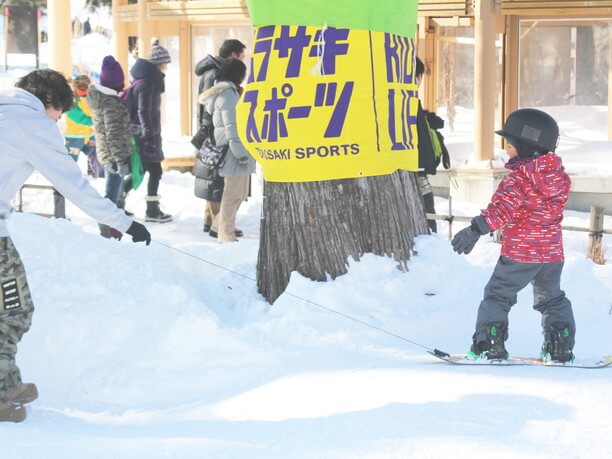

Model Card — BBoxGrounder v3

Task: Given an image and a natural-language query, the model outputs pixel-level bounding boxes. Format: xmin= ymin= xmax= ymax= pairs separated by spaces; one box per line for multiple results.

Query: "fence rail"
xmin=17 ymin=184 xmax=54 ymax=218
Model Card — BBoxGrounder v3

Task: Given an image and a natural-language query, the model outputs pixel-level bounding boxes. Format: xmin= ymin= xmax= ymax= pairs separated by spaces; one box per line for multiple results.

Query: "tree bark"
xmin=257 ymin=171 xmax=429 ymax=304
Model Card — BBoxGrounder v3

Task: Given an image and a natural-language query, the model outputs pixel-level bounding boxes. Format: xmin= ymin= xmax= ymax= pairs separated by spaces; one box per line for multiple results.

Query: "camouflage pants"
xmin=0 ymin=237 xmax=34 ymax=394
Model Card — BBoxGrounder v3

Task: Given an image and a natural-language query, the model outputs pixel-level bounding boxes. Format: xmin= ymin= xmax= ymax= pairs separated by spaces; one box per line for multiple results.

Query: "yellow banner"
xmin=237 ymin=26 xmax=419 ymax=182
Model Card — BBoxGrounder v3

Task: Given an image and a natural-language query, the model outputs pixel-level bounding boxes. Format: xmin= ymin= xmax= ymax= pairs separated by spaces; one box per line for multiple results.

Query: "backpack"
xmin=119 ymin=79 xmax=144 ymax=133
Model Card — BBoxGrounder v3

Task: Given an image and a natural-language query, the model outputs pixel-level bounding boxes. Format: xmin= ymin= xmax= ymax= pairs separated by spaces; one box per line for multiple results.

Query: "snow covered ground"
xmin=3 ymin=168 xmax=612 ymax=458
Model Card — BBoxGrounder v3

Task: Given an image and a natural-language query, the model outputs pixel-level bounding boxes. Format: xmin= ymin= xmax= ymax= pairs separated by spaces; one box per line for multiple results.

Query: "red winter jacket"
xmin=481 ymin=153 xmax=571 ymax=263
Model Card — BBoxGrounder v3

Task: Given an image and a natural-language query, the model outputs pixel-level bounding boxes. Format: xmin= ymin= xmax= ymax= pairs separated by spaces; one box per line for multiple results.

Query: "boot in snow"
xmin=116 ymin=194 xmax=133 ymax=217
xmin=541 ymin=322 xmax=575 ymax=363
xmin=468 ymin=322 xmax=509 ymax=360
xmin=0 ymin=401 xmax=26 ymax=423
xmin=145 ymin=196 xmax=172 ymax=223
xmin=4 ymin=383 xmax=38 ymax=405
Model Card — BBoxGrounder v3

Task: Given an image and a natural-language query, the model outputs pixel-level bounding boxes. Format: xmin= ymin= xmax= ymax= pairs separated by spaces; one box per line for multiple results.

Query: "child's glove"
xmin=451 ymin=215 xmax=491 ymax=255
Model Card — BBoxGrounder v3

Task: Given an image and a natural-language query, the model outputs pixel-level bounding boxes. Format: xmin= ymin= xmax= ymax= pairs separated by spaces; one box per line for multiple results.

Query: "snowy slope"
xmin=2 ymin=171 xmax=611 ymax=458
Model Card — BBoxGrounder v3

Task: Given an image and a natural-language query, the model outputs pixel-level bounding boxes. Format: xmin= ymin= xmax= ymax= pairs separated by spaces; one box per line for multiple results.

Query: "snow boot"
xmin=469 ymin=322 xmax=509 ymax=360
xmin=144 ymin=196 xmax=172 ymax=223
xmin=116 ymin=194 xmax=134 ymax=217
xmin=4 ymin=383 xmax=38 ymax=405
xmin=0 ymin=401 xmax=26 ymax=423
xmin=541 ymin=322 xmax=575 ymax=363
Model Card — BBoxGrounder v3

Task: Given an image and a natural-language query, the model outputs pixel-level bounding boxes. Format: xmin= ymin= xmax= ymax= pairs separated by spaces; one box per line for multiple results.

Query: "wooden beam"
xmin=148 ymin=1 xmax=249 ymax=20
xmin=47 ymin=0 xmax=72 ymax=77
xmin=138 ymin=0 xmax=153 ymax=59
xmin=418 ymin=0 xmax=474 ymax=16
xmin=179 ymin=21 xmax=192 ymax=136
xmin=608 ymin=25 xmax=612 ymax=140
xmin=431 ymin=17 xmax=474 ymax=27
xmin=112 ymin=0 xmax=129 ymax=88
xmin=503 ymin=15 xmax=519 ymax=126
xmin=116 ymin=4 xmax=138 ymax=22
xmin=500 ymin=0 xmax=612 ymax=15
xmin=474 ymin=0 xmax=497 ymax=162
xmin=423 ymin=20 xmax=439 ymax=112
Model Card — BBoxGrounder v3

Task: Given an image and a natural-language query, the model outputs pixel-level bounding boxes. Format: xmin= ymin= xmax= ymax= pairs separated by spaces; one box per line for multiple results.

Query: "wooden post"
xmin=503 ymin=16 xmax=519 ymax=128
xmin=474 ymin=0 xmax=497 ymax=161
xmin=47 ymin=0 xmax=72 ymax=77
xmin=423 ymin=18 xmax=438 ymax=112
xmin=137 ymin=0 xmax=153 ymax=59
xmin=587 ymin=205 xmax=604 ymax=262
xmin=179 ymin=20 xmax=192 ymax=136
xmin=112 ymin=0 xmax=129 ymax=87
xmin=608 ymin=24 xmax=612 ymax=139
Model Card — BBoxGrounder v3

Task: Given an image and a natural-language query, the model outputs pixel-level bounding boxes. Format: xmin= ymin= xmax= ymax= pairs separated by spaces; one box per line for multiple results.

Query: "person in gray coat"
xmin=198 ymin=58 xmax=255 ymax=243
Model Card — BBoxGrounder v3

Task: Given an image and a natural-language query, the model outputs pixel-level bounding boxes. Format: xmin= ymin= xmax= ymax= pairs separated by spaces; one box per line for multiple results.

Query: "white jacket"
xmin=0 ymin=88 xmax=132 ymax=237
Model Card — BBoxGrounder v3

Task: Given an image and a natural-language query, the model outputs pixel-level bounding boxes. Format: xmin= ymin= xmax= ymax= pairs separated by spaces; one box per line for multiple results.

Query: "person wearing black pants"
xmin=124 ymin=38 xmax=173 ymax=223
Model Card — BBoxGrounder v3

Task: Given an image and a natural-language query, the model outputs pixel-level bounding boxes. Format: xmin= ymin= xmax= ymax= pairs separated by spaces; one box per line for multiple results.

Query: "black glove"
xmin=451 ymin=216 xmax=491 ymax=255
xmin=125 ymin=221 xmax=151 ymax=245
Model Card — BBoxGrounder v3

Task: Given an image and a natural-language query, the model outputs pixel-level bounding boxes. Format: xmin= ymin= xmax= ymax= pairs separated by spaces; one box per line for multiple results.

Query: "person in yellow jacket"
xmin=64 ymin=74 xmax=95 ymax=161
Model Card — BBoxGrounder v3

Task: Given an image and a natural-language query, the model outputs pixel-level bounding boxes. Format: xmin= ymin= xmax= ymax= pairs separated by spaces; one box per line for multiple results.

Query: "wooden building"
xmin=46 ymin=0 xmax=612 ymax=170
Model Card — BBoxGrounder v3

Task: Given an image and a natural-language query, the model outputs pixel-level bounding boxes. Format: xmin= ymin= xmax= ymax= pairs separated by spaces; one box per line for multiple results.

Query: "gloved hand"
xmin=125 ymin=221 xmax=151 ymax=245
xmin=451 ymin=225 xmax=481 ymax=255
xmin=451 ymin=215 xmax=491 ymax=255
xmin=117 ymin=162 xmax=130 ymax=177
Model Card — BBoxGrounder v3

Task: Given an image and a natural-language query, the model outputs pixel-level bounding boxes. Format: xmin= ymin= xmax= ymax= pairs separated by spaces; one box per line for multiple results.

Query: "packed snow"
xmin=3 ymin=168 xmax=612 ymax=458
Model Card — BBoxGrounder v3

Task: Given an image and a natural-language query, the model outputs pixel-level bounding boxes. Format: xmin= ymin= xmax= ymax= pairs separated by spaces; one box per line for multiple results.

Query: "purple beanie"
xmin=100 ymin=55 xmax=125 ymax=91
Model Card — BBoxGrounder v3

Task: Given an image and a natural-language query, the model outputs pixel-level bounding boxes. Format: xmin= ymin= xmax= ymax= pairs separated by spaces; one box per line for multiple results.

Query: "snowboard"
xmin=429 ymin=349 xmax=612 ymax=369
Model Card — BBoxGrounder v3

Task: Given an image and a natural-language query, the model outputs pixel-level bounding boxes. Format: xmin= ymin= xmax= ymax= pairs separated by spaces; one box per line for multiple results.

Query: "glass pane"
xmin=519 ymin=21 xmax=609 ymax=108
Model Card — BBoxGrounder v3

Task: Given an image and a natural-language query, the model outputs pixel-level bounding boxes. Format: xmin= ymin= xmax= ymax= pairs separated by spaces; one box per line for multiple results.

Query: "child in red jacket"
xmin=451 ymin=108 xmax=574 ymax=363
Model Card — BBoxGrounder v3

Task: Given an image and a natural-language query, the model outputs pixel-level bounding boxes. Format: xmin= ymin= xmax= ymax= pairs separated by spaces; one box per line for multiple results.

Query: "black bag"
xmin=191 ymin=110 xmax=214 ymax=149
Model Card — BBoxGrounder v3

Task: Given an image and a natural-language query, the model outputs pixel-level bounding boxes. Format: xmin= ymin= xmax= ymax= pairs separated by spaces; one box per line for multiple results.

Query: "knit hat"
xmin=147 ymin=38 xmax=171 ymax=65
xmin=72 ymin=75 xmax=91 ymax=96
xmin=100 ymin=55 xmax=125 ymax=91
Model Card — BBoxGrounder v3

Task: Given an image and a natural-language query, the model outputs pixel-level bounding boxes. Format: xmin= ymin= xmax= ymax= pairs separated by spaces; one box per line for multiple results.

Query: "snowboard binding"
xmin=541 ymin=322 xmax=575 ymax=363
xmin=468 ymin=322 xmax=509 ymax=360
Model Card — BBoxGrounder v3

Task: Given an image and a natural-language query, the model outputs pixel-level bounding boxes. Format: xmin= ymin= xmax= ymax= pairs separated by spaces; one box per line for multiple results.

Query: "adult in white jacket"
xmin=0 ymin=70 xmax=150 ymax=423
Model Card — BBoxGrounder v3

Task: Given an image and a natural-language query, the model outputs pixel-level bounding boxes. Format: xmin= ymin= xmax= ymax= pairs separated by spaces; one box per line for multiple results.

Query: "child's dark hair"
xmin=506 ymin=136 xmax=548 ymax=158
xmin=217 ymin=58 xmax=247 ymax=88
xmin=219 ymin=39 xmax=246 ymax=59
xmin=15 ymin=69 xmax=74 ymax=112
xmin=415 ymin=57 xmax=425 ymax=79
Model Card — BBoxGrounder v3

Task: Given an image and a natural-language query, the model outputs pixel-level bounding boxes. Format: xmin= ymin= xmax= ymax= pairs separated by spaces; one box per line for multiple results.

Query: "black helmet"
xmin=496 ymin=108 xmax=559 ymax=152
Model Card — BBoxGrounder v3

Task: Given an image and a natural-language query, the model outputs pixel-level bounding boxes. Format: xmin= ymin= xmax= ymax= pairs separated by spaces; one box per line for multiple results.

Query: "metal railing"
xmin=17 ymin=184 xmax=54 ymax=218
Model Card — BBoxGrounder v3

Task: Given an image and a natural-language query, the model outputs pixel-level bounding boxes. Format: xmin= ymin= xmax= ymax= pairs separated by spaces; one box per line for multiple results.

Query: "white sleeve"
xmin=22 ymin=117 xmax=133 ymax=233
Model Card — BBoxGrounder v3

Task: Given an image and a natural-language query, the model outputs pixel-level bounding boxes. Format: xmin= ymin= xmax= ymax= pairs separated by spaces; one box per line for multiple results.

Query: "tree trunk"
xmin=257 ymin=171 xmax=429 ymax=304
